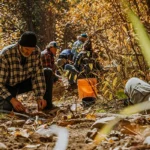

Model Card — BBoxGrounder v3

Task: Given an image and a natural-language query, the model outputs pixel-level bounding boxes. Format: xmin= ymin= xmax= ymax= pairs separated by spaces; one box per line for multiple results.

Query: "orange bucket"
xmin=77 ymin=78 xmax=97 ymax=100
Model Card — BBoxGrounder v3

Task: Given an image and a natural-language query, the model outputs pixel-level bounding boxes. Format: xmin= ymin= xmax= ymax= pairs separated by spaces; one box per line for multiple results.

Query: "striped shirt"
xmin=0 ymin=44 xmax=46 ymax=100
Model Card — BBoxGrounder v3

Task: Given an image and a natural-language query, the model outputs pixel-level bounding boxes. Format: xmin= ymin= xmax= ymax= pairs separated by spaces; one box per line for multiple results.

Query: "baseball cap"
xmin=81 ymin=33 xmax=88 ymax=38
xmin=47 ymin=41 xmax=58 ymax=48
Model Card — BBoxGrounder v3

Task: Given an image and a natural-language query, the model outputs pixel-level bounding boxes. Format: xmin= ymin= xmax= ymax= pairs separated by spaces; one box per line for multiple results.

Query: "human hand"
xmin=10 ymin=97 xmax=26 ymax=112
xmin=37 ymin=99 xmax=47 ymax=111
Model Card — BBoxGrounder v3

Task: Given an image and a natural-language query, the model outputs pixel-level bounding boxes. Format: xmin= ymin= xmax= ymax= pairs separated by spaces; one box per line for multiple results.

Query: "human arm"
xmin=10 ymin=98 xmax=26 ymax=112
xmin=0 ymin=55 xmax=26 ymax=112
xmin=31 ymin=50 xmax=46 ymax=109
xmin=0 ymin=56 xmax=12 ymax=100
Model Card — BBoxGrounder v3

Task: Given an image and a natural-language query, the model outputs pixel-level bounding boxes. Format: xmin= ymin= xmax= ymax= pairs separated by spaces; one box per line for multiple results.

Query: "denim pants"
xmin=0 ymin=68 xmax=53 ymax=111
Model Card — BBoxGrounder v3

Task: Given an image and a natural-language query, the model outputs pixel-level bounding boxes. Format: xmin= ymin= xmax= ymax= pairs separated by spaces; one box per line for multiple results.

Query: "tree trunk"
xmin=25 ymin=0 xmax=34 ymax=31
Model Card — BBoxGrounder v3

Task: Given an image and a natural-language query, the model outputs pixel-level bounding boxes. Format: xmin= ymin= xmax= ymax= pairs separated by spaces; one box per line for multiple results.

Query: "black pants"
xmin=0 ymin=68 xmax=53 ymax=111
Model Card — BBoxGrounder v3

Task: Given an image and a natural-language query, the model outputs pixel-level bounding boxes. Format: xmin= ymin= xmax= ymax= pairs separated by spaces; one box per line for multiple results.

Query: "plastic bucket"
xmin=77 ymin=78 xmax=97 ymax=100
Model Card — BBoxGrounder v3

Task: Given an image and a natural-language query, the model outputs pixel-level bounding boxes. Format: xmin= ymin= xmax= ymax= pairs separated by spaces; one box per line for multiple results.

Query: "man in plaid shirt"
xmin=0 ymin=31 xmax=54 ymax=112
xmin=41 ymin=41 xmax=60 ymax=105
xmin=41 ymin=41 xmax=57 ymax=70
xmin=41 ymin=41 xmax=60 ymax=81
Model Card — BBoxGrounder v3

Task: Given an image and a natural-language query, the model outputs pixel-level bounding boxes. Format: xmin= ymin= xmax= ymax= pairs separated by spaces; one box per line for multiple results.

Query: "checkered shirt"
xmin=41 ymin=49 xmax=54 ymax=70
xmin=0 ymin=44 xmax=46 ymax=100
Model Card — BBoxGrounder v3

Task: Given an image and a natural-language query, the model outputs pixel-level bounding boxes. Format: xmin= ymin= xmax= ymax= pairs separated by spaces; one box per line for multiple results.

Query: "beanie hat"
xmin=81 ymin=33 xmax=88 ymax=38
xmin=19 ymin=31 xmax=37 ymax=47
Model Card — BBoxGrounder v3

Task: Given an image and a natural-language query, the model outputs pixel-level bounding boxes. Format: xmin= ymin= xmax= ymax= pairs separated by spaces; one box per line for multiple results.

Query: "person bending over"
xmin=0 ymin=31 xmax=54 ymax=112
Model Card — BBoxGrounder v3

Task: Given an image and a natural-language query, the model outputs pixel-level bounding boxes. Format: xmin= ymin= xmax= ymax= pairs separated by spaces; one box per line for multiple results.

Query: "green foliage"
xmin=116 ymin=89 xmax=127 ymax=99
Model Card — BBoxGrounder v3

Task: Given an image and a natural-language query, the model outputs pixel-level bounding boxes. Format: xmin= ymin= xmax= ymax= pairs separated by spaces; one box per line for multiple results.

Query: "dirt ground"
xmin=0 ymin=82 xmax=149 ymax=150
xmin=0 ymin=88 xmax=95 ymax=150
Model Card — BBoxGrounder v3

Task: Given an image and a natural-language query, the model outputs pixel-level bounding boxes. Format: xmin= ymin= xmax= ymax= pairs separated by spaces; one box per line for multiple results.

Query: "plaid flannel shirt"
xmin=0 ymin=44 xmax=46 ymax=101
xmin=41 ymin=49 xmax=55 ymax=70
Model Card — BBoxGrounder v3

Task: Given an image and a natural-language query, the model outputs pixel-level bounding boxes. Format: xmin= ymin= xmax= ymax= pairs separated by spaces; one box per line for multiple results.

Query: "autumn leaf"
xmin=85 ymin=114 xmax=96 ymax=120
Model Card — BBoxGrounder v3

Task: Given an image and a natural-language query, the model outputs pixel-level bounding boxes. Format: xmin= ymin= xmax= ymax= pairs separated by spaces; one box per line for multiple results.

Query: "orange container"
xmin=77 ymin=78 xmax=97 ymax=100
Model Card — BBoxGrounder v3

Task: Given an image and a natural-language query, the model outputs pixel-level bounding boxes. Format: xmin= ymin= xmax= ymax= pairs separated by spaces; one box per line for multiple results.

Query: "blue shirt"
xmin=71 ymin=40 xmax=84 ymax=61
xmin=59 ymin=49 xmax=73 ymax=59
xmin=60 ymin=49 xmax=72 ymax=56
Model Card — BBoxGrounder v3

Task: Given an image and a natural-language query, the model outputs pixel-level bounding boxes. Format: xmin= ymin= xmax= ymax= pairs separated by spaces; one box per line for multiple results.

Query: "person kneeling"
xmin=0 ymin=31 xmax=55 ymax=112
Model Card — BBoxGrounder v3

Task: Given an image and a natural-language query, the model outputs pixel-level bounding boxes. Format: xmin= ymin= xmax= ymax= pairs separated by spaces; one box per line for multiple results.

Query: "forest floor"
xmin=0 ymin=81 xmax=150 ymax=150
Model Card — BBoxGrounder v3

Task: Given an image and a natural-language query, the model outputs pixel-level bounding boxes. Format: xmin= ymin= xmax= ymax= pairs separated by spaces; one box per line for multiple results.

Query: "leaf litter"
xmin=0 ymin=87 xmax=150 ymax=150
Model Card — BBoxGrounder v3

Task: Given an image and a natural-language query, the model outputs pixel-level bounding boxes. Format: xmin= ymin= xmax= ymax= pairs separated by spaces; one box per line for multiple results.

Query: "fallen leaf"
xmin=108 ymin=138 xmax=114 ymax=144
xmin=24 ymin=144 xmax=41 ymax=149
xmin=85 ymin=114 xmax=96 ymax=120
xmin=86 ymin=114 xmax=96 ymax=120
xmin=12 ymin=129 xmax=30 ymax=138
xmin=67 ymin=114 xmax=72 ymax=119
xmin=0 ymin=143 xmax=7 ymax=149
